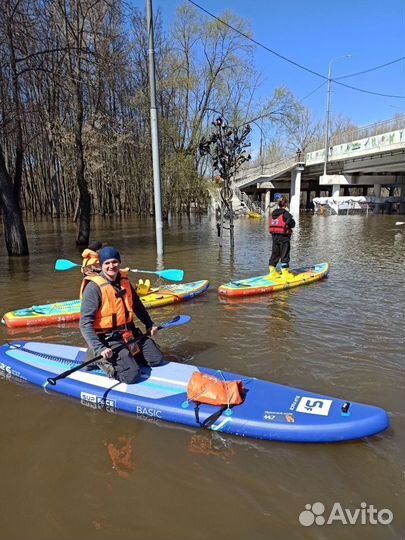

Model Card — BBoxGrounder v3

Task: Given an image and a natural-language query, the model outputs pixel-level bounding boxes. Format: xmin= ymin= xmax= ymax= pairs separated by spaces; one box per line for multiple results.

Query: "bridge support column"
xmin=399 ymin=184 xmax=405 ymax=215
xmin=374 ymin=184 xmax=381 ymax=198
xmin=290 ymin=167 xmax=303 ymax=215
xmin=264 ymin=189 xmax=271 ymax=215
xmin=332 ymin=184 xmax=340 ymax=198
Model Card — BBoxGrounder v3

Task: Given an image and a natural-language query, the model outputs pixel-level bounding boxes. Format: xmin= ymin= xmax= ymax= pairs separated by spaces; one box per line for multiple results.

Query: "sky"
xmin=130 ymin=0 xmax=405 ymax=130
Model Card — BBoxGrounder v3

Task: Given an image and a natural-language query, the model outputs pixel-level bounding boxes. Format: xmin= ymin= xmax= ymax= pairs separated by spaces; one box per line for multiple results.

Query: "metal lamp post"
xmin=146 ymin=0 xmax=164 ymax=257
xmin=323 ymin=55 xmax=352 ymax=178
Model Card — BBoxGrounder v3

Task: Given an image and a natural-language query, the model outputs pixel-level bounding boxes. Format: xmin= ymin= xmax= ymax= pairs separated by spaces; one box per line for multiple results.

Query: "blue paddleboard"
xmin=0 ymin=341 xmax=389 ymax=443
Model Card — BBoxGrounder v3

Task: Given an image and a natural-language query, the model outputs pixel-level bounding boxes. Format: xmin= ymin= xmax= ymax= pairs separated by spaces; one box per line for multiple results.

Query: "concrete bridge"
xmin=234 ymin=116 xmax=405 ymax=214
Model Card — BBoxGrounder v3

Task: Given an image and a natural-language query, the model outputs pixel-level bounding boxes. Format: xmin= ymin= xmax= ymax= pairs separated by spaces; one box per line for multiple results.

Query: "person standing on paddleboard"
xmin=268 ymin=198 xmax=296 ymax=280
xmin=79 ymin=246 xmax=163 ymax=383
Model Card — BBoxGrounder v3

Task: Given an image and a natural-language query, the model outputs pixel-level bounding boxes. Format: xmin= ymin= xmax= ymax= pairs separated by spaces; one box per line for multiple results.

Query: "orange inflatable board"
xmin=2 ymin=280 xmax=209 ymax=328
xmin=218 ymin=263 xmax=329 ymax=297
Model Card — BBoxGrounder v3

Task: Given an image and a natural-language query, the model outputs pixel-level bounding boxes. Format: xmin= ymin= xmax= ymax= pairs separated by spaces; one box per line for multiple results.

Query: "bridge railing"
xmin=305 ymin=114 xmax=405 ymax=153
xmin=235 ymin=155 xmax=299 ymax=186
xmin=235 ymin=114 xmax=405 ymax=188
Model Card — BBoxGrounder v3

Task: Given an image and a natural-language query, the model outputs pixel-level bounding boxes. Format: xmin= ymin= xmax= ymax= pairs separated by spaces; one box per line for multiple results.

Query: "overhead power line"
xmin=187 ymin=0 xmax=405 ymax=99
xmin=335 ymin=57 xmax=405 ymax=80
xmin=299 ymin=82 xmax=327 ymax=103
xmin=332 ymin=79 xmax=405 ymax=98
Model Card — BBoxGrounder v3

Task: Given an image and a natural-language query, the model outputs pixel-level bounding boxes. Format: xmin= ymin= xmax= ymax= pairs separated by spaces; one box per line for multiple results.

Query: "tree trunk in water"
xmin=77 ymin=185 xmax=91 ymax=244
xmin=0 ymin=148 xmax=29 ymax=255
xmin=75 ymin=149 xmax=91 ymax=245
xmin=51 ymin=171 xmax=61 ymax=218
xmin=75 ymin=84 xmax=91 ymax=246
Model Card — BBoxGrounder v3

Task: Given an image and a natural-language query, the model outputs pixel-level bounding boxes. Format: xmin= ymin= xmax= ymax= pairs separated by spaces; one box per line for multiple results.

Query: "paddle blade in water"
xmin=158 ymin=315 xmax=191 ymax=329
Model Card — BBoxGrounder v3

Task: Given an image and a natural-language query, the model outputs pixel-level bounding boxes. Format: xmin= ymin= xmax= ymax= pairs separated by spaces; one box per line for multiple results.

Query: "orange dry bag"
xmin=187 ymin=372 xmax=244 ymax=406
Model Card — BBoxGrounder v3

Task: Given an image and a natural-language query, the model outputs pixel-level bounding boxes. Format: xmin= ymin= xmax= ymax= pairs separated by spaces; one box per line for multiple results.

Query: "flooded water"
xmin=0 ymin=213 xmax=404 ymax=540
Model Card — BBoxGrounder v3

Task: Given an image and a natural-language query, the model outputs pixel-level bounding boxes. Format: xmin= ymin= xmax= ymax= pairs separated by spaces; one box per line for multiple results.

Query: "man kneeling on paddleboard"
xmin=79 ymin=246 xmax=163 ymax=383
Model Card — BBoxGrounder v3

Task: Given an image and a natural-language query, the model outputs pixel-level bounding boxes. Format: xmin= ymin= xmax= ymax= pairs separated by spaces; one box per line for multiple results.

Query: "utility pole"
xmin=323 ymin=64 xmax=332 ymax=178
xmin=323 ymin=55 xmax=352 ymax=178
xmin=146 ymin=0 xmax=164 ymax=256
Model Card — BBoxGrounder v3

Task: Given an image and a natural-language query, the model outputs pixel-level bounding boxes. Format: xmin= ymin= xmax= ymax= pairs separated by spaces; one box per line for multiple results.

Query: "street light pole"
xmin=323 ymin=55 xmax=351 ymax=178
xmin=146 ymin=0 xmax=164 ymax=257
xmin=323 ymin=62 xmax=332 ymax=178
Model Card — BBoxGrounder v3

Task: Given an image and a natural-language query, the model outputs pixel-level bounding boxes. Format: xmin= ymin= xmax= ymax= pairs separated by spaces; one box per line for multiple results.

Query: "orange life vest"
xmin=80 ymin=273 xmax=134 ymax=335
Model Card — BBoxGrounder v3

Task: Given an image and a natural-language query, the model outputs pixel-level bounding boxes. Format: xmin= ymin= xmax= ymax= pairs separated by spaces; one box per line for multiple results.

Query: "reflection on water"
xmin=0 ymin=213 xmax=404 ymax=540
xmin=188 ymin=431 xmax=236 ymax=462
xmin=106 ymin=435 xmax=136 ymax=478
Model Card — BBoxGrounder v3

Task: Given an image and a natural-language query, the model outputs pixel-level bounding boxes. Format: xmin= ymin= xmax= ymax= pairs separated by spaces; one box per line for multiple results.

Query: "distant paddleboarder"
xmin=268 ymin=197 xmax=296 ymax=280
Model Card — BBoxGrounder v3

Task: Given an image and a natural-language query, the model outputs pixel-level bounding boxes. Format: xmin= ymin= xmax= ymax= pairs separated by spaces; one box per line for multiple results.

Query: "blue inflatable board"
xmin=0 ymin=341 xmax=389 ymax=443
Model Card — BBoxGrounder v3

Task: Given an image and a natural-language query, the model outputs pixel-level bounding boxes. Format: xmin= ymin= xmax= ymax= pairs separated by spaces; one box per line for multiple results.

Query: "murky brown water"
xmin=0 ymin=213 xmax=404 ymax=540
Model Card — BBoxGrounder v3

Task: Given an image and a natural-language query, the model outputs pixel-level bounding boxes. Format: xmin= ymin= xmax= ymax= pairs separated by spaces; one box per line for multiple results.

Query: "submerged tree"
xmin=0 ymin=0 xmax=33 ymax=255
xmin=199 ymin=116 xmax=251 ymax=248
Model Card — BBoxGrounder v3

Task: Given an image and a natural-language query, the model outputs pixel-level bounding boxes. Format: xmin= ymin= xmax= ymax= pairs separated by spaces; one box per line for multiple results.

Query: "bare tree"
xmin=284 ymin=106 xmax=323 ymax=152
xmin=200 ymin=117 xmax=251 ymax=247
xmin=0 ymin=0 xmax=34 ymax=255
